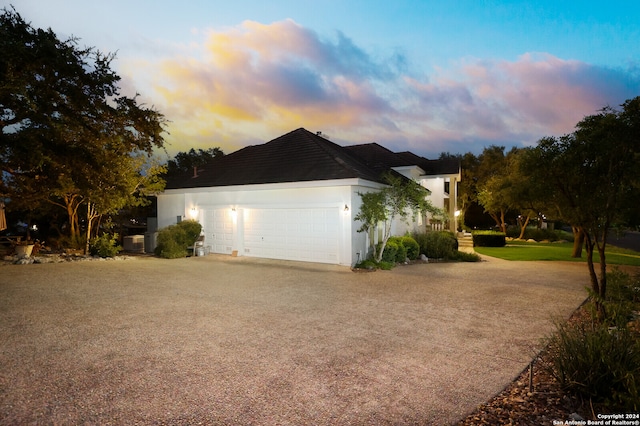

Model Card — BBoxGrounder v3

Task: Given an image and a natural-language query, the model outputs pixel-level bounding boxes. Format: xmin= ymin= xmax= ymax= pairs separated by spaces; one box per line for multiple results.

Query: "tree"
xmin=165 ymin=147 xmax=224 ymax=178
xmin=354 ymin=173 xmax=441 ymax=263
xmin=508 ymin=148 xmax=554 ymax=239
xmin=478 ymin=148 xmax=552 ymax=239
xmin=528 ymin=97 xmax=640 ymax=316
xmin=519 ymin=138 xmax=587 ymax=257
xmin=0 ymin=7 xmax=167 ymax=249
xmin=473 ymin=146 xmax=511 ymax=232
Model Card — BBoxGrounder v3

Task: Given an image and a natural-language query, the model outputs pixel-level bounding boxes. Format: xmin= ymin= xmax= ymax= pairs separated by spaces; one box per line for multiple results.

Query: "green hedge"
xmin=505 ymin=227 xmax=574 ymax=242
xmin=378 ymin=240 xmax=398 ymax=263
xmin=472 ymin=231 xmax=506 ymax=247
xmin=155 ymin=220 xmax=202 ymax=259
xmin=401 ymin=236 xmax=420 ymax=260
xmin=378 ymin=236 xmax=421 ymax=263
xmin=414 ymin=231 xmax=458 ymax=258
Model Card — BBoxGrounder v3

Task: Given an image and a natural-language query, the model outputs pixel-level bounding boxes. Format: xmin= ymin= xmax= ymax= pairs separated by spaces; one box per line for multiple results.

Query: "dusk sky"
xmin=8 ymin=0 xmax=640 ymax=159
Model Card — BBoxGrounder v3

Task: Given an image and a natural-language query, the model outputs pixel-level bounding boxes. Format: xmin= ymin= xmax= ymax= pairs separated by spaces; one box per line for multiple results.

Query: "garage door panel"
xmin=205 ymin=209 xmax=234 ymax=254
xmin=243 ymin=208 xmax=339 ymax=264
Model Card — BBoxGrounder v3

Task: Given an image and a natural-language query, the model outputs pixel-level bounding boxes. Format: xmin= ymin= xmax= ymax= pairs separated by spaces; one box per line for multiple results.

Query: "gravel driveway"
xmin=0 ymin=255 xmax=588 ymax=425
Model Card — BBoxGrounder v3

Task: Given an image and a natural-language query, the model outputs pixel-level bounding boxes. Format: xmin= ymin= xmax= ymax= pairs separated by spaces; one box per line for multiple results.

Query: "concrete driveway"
xmin=0 ymin=255 xmax=589 ymax=425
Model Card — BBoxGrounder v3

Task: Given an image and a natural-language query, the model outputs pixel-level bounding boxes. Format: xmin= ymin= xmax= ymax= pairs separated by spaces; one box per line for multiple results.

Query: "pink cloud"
xmin=121 ymin=21 xmax=639 ymax=158
xmin=399 ymin=53 xmax=639 ymax=153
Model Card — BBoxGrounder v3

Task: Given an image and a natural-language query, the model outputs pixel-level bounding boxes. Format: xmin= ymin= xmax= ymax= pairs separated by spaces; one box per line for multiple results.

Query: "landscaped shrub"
xmin=506 ymin=226 xmax=574 ymax=242
xmin=354 ymin=259 xmax=378 ymax=270
xmin=546 ymin=321 xmax=640 ymax=411
xmin=591 ymin=268 xmax=640 ymax=329
xmin=401 ymin=236 xmax=420 ymax=260
xmin=450 ymin=250 xmax=481 ymax=262
xmin=55 ymin=234 xmax=86 ymax=250
xmin=154 ymin=220 xmax=202 ymax=259
xmin=387 ymin=237 xmax=408 ymax=262
xmin=472 ymin=231 xmax=506 ymax=247
xmin=412 ymin=232 xmax=429 ymax=256
xmin=377 ymin=260 xmax=394 ymax=270
xmin=546 ymin=270 xmax=640 ymax=412
xmin=379 ymin=239 xmax=398 ymax=263
xmin=178 ymin=220 xmax=202 ymax=244
xmin=89 ymin=233 xmax=122 ymax=257
xmin=415 ymin=231 xmax=458 ymax=259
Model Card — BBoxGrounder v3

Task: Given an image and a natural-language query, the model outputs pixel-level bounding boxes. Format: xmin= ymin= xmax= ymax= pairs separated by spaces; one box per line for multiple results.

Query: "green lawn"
xmin=474 ymin=241 xmax=640 ymax=266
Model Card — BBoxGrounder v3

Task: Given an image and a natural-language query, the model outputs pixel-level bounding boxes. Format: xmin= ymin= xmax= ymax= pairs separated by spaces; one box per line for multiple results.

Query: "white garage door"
xmin=205 ymin=209 xmax=234 ymax=254
xmin=243 ymin=208 xmax=339 ymax=264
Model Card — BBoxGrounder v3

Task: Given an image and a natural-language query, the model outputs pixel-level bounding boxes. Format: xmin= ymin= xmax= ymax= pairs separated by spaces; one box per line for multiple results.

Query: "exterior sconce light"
xmin=189 ymin=207 xmax=199 ymax=220
xmin=343 ymin=204 xmax=350 ymax=215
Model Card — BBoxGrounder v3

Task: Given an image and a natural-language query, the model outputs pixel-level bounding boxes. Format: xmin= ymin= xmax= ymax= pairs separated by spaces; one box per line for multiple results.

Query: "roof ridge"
xmin=308 ymin=131 xmax=387 ymax=179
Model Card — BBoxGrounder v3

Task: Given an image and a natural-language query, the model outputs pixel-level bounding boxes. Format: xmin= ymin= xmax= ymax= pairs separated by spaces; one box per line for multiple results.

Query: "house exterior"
xmin=157 ymin=128 xmax=461 ymax=266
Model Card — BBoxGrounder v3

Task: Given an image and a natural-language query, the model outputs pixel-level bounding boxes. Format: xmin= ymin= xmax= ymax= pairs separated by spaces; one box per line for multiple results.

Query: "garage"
xmin=243 ymin=208 xmax=340 ymax=264
xmin=205 ymin=208 xmax=234 ymax=255
xmin=158 ymin=128 xmax=459 ymax=266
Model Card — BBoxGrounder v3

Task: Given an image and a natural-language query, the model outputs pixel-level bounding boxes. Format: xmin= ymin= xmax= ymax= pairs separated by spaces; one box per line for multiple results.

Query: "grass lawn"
xmin=474 ymin=241 xmax=640 ymax=266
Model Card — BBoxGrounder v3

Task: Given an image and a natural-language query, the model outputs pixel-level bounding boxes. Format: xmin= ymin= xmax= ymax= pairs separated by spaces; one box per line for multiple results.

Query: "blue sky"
xmin=7 ymin=0 xmax=640 ymax=158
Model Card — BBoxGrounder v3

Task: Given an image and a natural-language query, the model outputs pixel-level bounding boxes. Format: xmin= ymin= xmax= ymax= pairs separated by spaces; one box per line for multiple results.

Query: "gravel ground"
xmin=0 ymin=255 xmax=589 ymax=425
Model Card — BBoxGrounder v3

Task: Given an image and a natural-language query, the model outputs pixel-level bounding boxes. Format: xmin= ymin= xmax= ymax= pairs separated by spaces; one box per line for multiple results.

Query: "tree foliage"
xmin=478 ymin=148 xmax=550 ymax=238
xmin=354 ymin=173 xmax=441 ymax=263
xmin=165 ymin=147 xmax=224 ymax=178
xmin=524 ymin=97 xmax=640 ymax=315
xmin=459 ymin=146 xmax=512 ymax=231
xmin=0 ymin=7 xmax=167 ymax=249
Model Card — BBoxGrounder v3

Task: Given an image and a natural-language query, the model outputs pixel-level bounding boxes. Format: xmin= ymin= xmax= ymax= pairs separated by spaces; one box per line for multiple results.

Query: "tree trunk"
xmin=517 ymin=213 xmax=531 ymax=239
xmin=488 ymin=212 xmax=507 ymax=233
xmin=597 ymin=242 xmax=607 ymax=301
xmin=84 ymin=202 xmax=101 ymax=255
xmin=375 ymin=220 xmax=393 ymax=263
xmin=584 ymin=232 xmax=605 ymax=320
xmin=65 ymin=196 xmax=77 ymax=240
xmin=85 ymin=202 xmax=93 ymax=255
xmin=499 ymin=210 xmax=507 ymax=234
xmin=595 ymin=227 xmax=608 ymax=303
xmin=571 ymin=226 xmax=584 ymax=258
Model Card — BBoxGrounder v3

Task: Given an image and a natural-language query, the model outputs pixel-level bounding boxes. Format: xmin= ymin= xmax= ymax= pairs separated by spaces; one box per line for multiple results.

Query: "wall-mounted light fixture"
xmin=344 ymin=204 xmax=349 ymax=212
xmin=189 ymin=207 xmax=199 ymax=220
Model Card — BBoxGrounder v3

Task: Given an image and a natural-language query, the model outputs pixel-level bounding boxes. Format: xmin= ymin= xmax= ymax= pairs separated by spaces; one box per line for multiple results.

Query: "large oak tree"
xmin=525 ymin=97 xmax=640 ymax=315
xmin=1 ymin=7 xmax=167 ymax=249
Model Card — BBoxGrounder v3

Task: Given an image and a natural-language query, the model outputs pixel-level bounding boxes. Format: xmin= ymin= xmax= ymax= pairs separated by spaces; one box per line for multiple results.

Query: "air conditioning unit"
xmin=144 ymin=232 xmax=158 ymax=254
xmin=123 ymin=235 xmax=145 ymax=253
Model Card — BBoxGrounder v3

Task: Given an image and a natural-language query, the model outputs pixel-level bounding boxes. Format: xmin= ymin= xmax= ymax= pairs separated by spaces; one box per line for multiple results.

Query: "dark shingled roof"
xmin=165 ymin=128 xmax=460 ymax=190
xmin=345 ymin=144 xmax=461 ymax=175
xmin=165 ymin=128 xmax=387 ymax=189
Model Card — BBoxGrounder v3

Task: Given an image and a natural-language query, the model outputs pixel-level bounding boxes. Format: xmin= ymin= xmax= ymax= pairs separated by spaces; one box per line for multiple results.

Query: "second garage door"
xmin=243 ymin=208 xmax=340 ymax=264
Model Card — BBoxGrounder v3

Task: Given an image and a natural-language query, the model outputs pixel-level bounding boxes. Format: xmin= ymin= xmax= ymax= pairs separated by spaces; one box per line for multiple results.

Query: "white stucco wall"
xmin=157 ymin=179 xmax=383 ymax=265
xmin=157 ymin=192 xmax=186 ymax=228
xmin=420 ymin=174 xmax=461 ymax=232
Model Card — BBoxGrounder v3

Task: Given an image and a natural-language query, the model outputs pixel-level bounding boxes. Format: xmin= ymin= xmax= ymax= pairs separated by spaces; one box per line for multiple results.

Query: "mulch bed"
xmin=457 ymin=307 xmax=627 ymax=425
